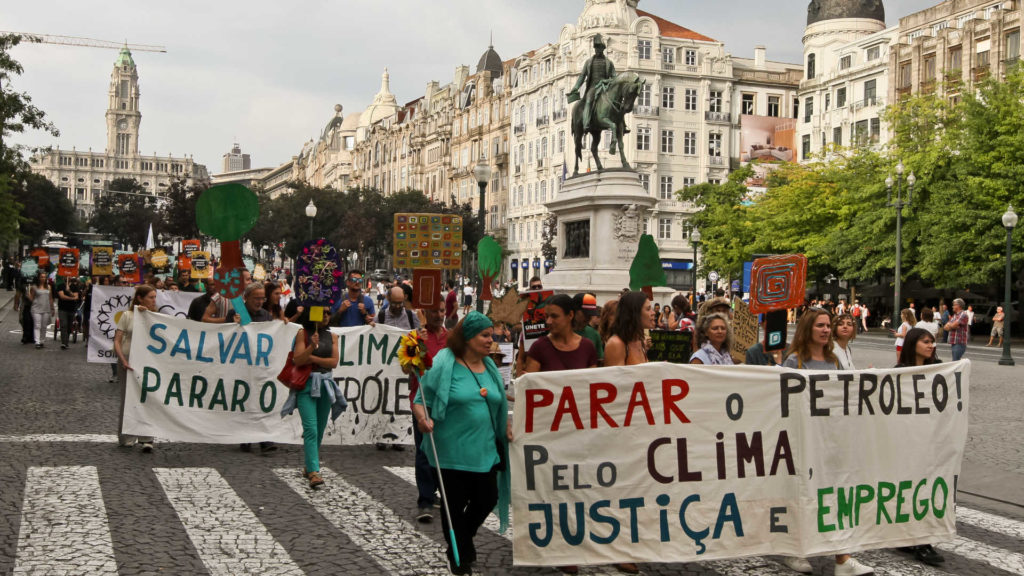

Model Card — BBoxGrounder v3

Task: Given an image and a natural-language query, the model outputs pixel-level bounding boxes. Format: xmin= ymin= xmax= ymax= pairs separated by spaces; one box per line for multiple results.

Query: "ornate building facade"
xmin=28 ymin=47 xmax=209 ymax=219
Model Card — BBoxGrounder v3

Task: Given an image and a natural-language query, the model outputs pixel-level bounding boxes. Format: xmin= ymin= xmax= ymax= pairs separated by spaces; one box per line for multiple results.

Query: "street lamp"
xmin=824 ymin=273 xmax=837 ymax=301
xmin=999 ymin=204 xmax=1017 ymax=366
xmin=305 ymin=200 xmax=317 ymax=240
xmin=472 ymin=154 xmax=492 ymax=312
xmin=691 ymin=227 xmax=701 ymax=296
xmin=886 ymin=161 xmax=915 ymax=329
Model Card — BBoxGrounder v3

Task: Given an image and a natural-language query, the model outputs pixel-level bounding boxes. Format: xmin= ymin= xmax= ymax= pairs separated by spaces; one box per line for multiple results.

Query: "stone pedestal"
xmin=543 ymin=170 xmax=673 ymax=304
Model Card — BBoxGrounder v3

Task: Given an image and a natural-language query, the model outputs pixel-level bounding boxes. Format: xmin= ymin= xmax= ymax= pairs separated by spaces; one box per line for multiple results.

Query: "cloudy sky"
xmin=5 ymin=0 xmax=935 ymax=173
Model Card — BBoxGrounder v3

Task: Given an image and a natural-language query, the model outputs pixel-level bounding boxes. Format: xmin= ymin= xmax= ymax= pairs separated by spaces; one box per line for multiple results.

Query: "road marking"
xmin=939 ymin=535 xmax=1024 ymax=574
xmin=958 ymin=505 xmax=1024 ymax=539
xmin=0 ymin=434 xmax=118 ymax=443
xmin=276 ymin=466 xmax=451 ymax=576
xmin=153 ymin=467 xmax=302 ymax=576
xmin=14 ymin=466 xmax=117 ymax=575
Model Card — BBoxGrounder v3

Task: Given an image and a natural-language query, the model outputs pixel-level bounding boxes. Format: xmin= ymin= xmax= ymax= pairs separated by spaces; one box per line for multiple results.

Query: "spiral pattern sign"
xmin=749 ymin=254 xmax=807 ymax=314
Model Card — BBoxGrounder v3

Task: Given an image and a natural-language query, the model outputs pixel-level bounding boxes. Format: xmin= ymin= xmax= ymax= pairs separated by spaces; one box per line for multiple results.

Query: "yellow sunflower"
xmin=397 ymin=331 xmax=428 ymax=376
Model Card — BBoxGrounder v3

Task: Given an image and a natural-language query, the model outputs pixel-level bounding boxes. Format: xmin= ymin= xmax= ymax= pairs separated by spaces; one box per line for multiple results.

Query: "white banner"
xmin=511 ymin=361 xmax=969 ymax=566
xmin=123 ymin=309 xmax=301 ymax=443
xmin=88 ymin=285 xmax=201 ymax=363
xmin=122 ymin=314 xmax=416 ymax=446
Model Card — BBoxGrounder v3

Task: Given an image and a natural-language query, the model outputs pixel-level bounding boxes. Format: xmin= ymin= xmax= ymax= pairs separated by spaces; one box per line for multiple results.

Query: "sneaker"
xmin=416 ymin=507 xmax=433 ymax=523
xmin=779 ymin=556 xmax=813 ymax=573
xmin=60 ymin=344 xmax=67 ymax=350
xmin=834 ymin=557 xmax=873 ymax=576
xmin=308 ymin=471 xmax=324 ymax=489
xmin=904 ymin=545 xmax=944 ymax=566
xmin=117 ymin=439 xmax=136 ymax=448
xmin=140 ymin=442 xmax=154 ymax=453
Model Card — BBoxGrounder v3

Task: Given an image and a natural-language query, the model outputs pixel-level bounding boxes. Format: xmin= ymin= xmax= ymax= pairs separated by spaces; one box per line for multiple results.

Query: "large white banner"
xmin=512 ymin=361 xmax=969 ymax=566
xmin=88 ymin=285 xmax=201 ymax=363
xmin=122 ymin=313 xmax=416 ymax=446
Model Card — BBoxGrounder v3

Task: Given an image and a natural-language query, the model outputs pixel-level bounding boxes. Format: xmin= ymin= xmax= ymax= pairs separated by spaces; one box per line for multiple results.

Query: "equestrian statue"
xmin=566 ymin=34 xmax=645 ymax=176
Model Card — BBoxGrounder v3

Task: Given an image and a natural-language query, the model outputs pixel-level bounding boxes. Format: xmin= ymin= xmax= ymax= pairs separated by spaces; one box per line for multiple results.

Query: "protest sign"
xmin=749 ymin=255 xmax=807 ymax=314
xmin=58 ymin=248 xmax=80 ymax=277
xmin=393 ymin=213 xmax=463 ymax=270
xmin=512 ymin=361 xmax=969 ymax=566
xmin=118 ymin=254 xmax=141 ymax=284
xmin=190 ymin=251 xmax=211 ymax=279
xmin=88 ymin=285 xmax=201 ymax=363
xmin=182 ymin=239 xmax=201 ymax=258
xmin=521 ymin=290 xmax=554 ymax=352
xmin=730 ymin=296 xmax=758 ymax=363
xmin=122 ymin=309 xmax=300 ymax=444
xmin=647 ymin=330 xmax=693 ymax=364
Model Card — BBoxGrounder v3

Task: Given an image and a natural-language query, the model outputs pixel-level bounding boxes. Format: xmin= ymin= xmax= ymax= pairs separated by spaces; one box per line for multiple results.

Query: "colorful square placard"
xmin=393 ymin=213 xmax=463 ymax=270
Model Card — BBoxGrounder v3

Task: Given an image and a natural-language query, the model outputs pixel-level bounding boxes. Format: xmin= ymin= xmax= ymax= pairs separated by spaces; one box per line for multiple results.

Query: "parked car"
xmin=969 ymin=302 xmax=1019 ymax=335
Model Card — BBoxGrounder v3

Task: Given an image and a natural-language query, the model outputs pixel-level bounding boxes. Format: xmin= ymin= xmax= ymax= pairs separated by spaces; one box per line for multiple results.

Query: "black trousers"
xmin=436 ymin=468 xmax=497 ymax=568
xmin=20 ymin=304 xmax=34 ymax=343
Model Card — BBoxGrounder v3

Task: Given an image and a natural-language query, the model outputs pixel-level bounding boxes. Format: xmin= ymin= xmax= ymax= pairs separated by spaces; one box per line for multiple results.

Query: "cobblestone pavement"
xmin=1 ymin=292 xmax=1023 ymax=575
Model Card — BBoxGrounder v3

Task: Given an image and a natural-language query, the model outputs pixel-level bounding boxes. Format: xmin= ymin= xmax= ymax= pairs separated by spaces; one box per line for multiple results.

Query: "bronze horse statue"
xmin=571 ymin=72 xmax=645 ymax=176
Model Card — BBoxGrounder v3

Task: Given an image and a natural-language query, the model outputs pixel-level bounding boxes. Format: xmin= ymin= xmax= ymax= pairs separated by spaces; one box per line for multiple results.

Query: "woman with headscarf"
xmin=412 ymin=311 xmax=510 ymax=576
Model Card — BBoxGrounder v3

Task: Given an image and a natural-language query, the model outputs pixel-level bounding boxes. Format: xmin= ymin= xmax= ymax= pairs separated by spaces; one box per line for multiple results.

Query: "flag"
xmin=145 ymin=223 xmax=155 ymax=250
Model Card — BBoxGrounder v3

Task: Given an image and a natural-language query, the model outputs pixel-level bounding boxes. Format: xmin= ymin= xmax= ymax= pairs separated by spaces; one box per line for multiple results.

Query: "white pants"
xmin=31 ymin=312 xmax=50 ymax=345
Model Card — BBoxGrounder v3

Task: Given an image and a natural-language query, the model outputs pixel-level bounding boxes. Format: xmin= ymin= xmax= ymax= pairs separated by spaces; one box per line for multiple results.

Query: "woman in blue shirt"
xmin=413 ymin=311 xmax=510 ymax=576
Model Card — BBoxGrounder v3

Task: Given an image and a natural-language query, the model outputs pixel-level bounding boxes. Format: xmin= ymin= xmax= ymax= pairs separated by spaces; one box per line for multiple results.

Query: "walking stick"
xmin=424 ymin=408 xmax=461 ymax=569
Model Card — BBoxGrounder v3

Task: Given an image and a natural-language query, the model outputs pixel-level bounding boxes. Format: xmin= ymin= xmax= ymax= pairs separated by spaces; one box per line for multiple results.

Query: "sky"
xmin=4 ymin=0 xmax=937 ymax=173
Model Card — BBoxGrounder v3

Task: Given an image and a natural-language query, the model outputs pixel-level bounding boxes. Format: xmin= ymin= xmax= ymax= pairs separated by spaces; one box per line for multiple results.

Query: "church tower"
xmin=105 ymin=46 xmax=141 ymax=157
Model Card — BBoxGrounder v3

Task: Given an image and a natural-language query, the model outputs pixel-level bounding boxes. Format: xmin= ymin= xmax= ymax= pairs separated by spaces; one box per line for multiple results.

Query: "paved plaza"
xmin=1 ymin=292 xmax=1022 ymax=575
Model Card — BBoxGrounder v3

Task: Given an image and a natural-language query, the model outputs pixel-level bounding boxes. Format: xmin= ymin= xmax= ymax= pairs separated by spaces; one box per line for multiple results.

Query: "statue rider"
xmin=567 ymin=34 xmax=617 ymax=133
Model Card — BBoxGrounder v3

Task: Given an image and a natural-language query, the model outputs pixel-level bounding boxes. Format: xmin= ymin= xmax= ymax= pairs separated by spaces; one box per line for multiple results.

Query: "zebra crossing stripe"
xmin=958 ymin=505 xmax=1024 ymax=539
xmin=0 ymin=434 xmax=118 ymax=443
xmin=938 ymin=536 xmax=1024 ymax=574
xmin=14 ymin=466 xmax=117 ymax=575
xmin=153 ymin=467 xmax=303 ymax=576
xmin=275 ymin=467 xmax=451 ymax=576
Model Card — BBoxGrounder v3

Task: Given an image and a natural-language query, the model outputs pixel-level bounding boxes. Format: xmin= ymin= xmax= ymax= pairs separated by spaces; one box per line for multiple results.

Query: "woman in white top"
xmin=891 ymin=308 xmax=916 ymax=362
xmin=831 ymin=312 xmax=857 ymax=370
xmin=114 ymin=285 xmax=158 ymax=451
xmin=28 ymin=271 xmax=54 ymax=348
xmin=914 ymin=307 xmax=940 ymax=339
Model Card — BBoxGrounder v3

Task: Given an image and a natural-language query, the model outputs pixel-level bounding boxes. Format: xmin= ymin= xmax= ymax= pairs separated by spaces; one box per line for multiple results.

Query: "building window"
xmin=863 ymin=80 xmax=878 ymax=106
xmin=1007 ymin=31 xmax=1020 ymax=61
xmin=658 ymin=218 xmax=672 ymax=239
xmin=708 ymin=133 xmax=722 ymax=157
xmin=638 ymin=84 xmax=651 ymax=107
xmin=825 ymin=93 xmax=831 ymax=111
xmin=662 ymin=47 xmax=674 ymax=64
xmin=558 ymin=130 xmax=565 ymax=153
xmin=708 ymin=91 xmax=722 ymax=113
xmin=684 ymin=88 xmax=698 ymax=111
xmin=802 ymin=134 xmax=811 ymax=159
xmin=837 ymin=87 xmax=847 ymax=108
xmin=976 ymin=50 xmax=990 ymax=68
xmin=833 ymin=127 xmax=842 ymax=146
xmin=950 ymin=47 xmax=963 ymax=70
xmin=870 ymin=118 xmax=880 ymax=143
xmin=866 ymin=45 xmax=880 ymax=61
xmin=923 ymin=56 xmax=936 ymax=80
xmin=638 ymin=40 xmax=651 ymax=60
xmin=899 ymin=61 xmax=912 ymax=88
xmin=662 ymin=86 xmax=675 ymax=109
xmin=853 ymin=120 xmax=869 ymax=146
xmin=638 ymin=173 xmax=650 ymax=192
xmin=637 ymin=127 xmax=651 ymax=151
xmin=767 ymin=95 xmax=780 ymax=117
xmin=564 ymin=220 xmax=590 ymax=258
xmin=804 ymin=97 xmax=813 ymax=123
xmin=741 ymin=93 xmax=755 ymax=115
xmin=683 ymin=131 xmax=697 ymax=155
xmin=683 ymin=177 xmax=696 ymax=188
xmin=661 ymin=130 xmax=674 ymax=154
xmin=840 ymin=55 xmax=852 ymax=70
xmin=807 ymin=53 xmax=816 ymax=79
xmin=685 ymin=49 xmax=697 ymax=66
xmin=659 ymin=176 xmax=674 ymax=200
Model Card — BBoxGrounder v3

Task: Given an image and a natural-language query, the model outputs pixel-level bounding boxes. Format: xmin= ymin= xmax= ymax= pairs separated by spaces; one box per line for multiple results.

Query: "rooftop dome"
xmin=359 ymin=69 xmax=400 ymax=129
xmin=476 ymin=44 xmax=503 ymax=78
xmin=806 ymin=0 xmax=885 ymax=26
xmin=114 ymin=46 xmax=135 ymax=67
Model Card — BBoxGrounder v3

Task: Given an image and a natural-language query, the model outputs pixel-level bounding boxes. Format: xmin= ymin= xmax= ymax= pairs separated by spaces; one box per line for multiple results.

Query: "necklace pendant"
xmin=479 ymin=388 xmax=488 ymax=398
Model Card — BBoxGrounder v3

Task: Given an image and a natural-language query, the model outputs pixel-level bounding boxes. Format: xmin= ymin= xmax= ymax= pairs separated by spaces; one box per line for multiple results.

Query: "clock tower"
xmin=105 ymin=46 xmax=141 ymax=157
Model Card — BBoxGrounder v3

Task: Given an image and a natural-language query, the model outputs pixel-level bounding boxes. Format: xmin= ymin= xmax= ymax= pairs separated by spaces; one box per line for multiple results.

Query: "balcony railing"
xmin=708 ymin=156 xmax=724 ymax=165
xmin=513 ymin=124 xmax=526 ymax=135
xmin=705 ymin=111 xmax=731 ymax=123
xmin=552 ymin=109 xmax=567 ymax=122
xmin=635 ymin=105 xmax=660 ymax=117
xmin=536 ymin=116 xmax=549 ymax=127
xmin=852 ymin=97 xmax=882 ymax=111
xmin=495 ymin=152 xmax=509 ymax=165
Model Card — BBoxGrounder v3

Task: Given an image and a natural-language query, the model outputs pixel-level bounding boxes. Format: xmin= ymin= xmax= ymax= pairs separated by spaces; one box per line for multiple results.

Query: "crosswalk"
xmin=7 ymin=464 xmax=1024 ymax=575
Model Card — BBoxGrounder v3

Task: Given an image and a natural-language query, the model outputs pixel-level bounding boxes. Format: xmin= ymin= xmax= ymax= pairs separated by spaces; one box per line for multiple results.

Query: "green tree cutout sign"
xmin=630 ymin=234 xmax=667 ymax=297
xmin=196 ymin=183 xmax=259 ymax=320
xmin=477 ymin=235 xmax=502 ymax=301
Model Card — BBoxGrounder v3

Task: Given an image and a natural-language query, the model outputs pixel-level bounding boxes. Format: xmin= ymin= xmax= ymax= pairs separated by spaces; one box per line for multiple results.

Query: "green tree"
xmin=89 ymin=178 xmax=161 ymax=248
xmin=1 ymin=34 xmax=59 ymax=164
xmin=159 ymin=178 xmax=204 ymax=239
xmin=677 ymin=164 xmax=758 ymax=277
xmin=11 ymin=172 xmax=75 ymax=244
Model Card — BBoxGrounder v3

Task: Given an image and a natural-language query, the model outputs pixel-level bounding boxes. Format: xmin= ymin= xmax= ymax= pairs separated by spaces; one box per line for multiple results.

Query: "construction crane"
xmin=0 ymin=31 xmax=166 ymax=53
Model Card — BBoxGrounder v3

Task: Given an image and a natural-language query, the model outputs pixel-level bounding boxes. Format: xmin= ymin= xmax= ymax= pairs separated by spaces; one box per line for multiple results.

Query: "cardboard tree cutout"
xmin=486 ymin=285 xmax=531 ymax=326
xmin=477 ymin=236 xmax=502 ymax=302
xmin=196 ymin=183 xmax=260 ymax=324
xmin=629 ymin=234 xmax=667 ymax=300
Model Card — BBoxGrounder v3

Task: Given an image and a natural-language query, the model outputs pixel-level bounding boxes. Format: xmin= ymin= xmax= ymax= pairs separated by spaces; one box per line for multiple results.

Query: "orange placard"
xmin=57 ymin=248 xmax=80 ymax=277
xmin=182 ymin=239 xmax=201 ymax=258
xmin=118 ymin=254 xmax=141 ymax=284
xmin=31 ymin=248 xmax=50 ymax=267
xmin=749 ymin=254 xmax=808 ymax=314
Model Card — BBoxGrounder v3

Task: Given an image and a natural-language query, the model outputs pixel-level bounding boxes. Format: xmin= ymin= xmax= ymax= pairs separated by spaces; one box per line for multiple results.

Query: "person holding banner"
xmin=689 ymin=312 xmax=734 ymax=365
xmin=28 ymin=271 xmax=54 ymax=349
xmin=412 ymin=311 xmax=510 ymax=576
xmin=603 ymin=291 xmax=655 ymax=367
xmin=288 ymin=308 xmax=341 ymax=489
xmin=114 ymin=285 xmax=158 ymax=452
xmin=780 ymin=308 xmax=873 ymax=576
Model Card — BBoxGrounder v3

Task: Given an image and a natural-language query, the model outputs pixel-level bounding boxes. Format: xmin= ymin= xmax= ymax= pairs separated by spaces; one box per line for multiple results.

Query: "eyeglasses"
xmin=530 ymin=284 xmax=543 ymax=290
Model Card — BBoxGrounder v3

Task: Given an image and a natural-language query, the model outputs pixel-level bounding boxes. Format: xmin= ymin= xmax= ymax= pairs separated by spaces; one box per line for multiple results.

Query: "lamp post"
xmin=305 ymin=200 xmax=317 ymax=240
xmin=691 ymin=227 xmax=701 ymax=296
xmin=472 ymin=155 xmax=492 ymax=313
xmin=999 ymin=205 xmax=1017 ymax=366
xmin=824 ymin=273 xmax=837 ymax=301
xmin=885 ymin=162 xmax=915 ymax=329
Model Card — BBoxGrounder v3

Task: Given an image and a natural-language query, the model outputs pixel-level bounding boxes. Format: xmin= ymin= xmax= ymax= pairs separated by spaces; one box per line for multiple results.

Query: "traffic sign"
xmin=708 ymin=271 xmax=720 ymax=282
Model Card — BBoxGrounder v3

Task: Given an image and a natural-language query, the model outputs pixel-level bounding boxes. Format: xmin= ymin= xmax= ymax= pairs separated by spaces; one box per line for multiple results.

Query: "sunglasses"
xmin=530 ymin=284 xmax=543 ymax=289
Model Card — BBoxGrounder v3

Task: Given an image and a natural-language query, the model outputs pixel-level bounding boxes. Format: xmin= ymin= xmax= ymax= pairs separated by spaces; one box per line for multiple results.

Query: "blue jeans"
xmin=414 ymin=427 xmax=438 ymax=508
xmin=951 ymin=343 xmax=966 ymax=361
xmin=297 ymin=388 xmax=332 ymax=473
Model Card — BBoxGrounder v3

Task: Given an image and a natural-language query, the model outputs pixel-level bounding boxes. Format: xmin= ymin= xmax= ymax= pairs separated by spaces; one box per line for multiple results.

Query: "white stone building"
xmin=28 ymin=47 xmax=208 ymax=219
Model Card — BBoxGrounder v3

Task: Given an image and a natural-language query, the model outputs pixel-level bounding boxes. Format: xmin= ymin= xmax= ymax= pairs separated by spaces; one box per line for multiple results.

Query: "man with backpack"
xmin=378 ymin=285 xmax=420 ymax=330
